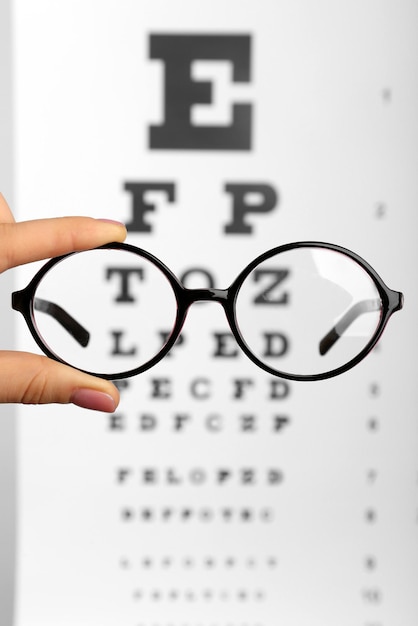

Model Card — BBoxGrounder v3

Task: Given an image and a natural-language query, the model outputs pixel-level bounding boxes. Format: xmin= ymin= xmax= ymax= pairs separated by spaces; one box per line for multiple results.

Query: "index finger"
xmin=0 ymin=193 xmax=16 ymax=224
xmin=0 ymin=215 xmax=127 ymax=273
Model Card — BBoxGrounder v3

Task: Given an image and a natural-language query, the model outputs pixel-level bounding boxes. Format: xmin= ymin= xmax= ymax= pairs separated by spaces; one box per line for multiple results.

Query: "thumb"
xmin=0 ymin=351 xmax=120 ymax=412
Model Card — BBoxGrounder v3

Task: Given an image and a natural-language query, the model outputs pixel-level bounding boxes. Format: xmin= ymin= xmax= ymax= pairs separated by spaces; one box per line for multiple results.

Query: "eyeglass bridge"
xmin=183 ymin=287 xmax=230 ymax=305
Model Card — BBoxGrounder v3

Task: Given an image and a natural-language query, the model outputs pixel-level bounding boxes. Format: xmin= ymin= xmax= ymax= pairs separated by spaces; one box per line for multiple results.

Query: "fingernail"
xmin=97 ymin=218 xmax=126 ymax=227
xmin=71 ymin=389 xmax=117 ymax=412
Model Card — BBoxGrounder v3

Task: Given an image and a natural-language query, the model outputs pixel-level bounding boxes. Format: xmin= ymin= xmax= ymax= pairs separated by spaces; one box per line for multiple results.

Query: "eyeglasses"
xmin=12 ymin=241 xmax=403 ymax=381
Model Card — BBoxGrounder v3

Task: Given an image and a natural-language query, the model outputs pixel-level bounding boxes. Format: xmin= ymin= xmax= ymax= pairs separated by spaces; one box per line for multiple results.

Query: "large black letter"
xmin=224 ymin=183 xmax=278 ymax=234
xmin=106 ymin=267 xmax=145 ymax=302
xmin=149 ymin=34 xmax=252 ymax=150
xmin=124 ymin=182 xmax=175 ymax=233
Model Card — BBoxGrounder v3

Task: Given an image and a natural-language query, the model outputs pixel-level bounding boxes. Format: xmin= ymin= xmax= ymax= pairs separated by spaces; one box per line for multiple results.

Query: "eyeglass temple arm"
xmin=34 ymin=298 xmax=90 ymax=347
xmin=319 ymin=298 xmax=382 ymax=356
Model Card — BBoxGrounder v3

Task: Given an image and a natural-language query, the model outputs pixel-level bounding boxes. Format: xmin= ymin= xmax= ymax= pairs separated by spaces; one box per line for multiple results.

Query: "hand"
xmin=0 ymin=193 xmax=127 ymax=412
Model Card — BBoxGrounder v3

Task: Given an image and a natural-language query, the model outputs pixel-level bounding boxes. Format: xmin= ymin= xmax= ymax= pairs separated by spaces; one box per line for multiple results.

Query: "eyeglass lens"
xmin=31 ymin=246 xmax=383 ymax=378
xmin=32 ymin=249 xmax=179 ymax=375
xmin=234 ymin=247 xmax=381 ymax=377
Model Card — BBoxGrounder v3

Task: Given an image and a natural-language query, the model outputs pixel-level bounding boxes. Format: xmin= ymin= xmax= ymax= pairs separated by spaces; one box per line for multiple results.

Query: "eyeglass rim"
xmin=12 ymin=240 xmax=403 ymax=381
xmin=227 ymin=241 xmax=403 ymax=381
xmin=12 ymin=242 xmax=187 ymax=380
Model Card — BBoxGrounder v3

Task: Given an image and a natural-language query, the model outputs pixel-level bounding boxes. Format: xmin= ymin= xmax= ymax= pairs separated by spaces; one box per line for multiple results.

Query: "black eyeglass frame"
xmin=12 ymin=241 xmax=403 ymax=382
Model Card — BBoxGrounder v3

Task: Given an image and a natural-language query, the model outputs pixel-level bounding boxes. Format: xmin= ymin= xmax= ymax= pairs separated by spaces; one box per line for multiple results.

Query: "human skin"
xmin=0 ymin=193 xmax=127 ymax=412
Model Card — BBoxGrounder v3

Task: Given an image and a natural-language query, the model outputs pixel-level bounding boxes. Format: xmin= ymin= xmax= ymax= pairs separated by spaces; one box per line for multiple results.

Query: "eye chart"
xmin=9 ymin=1 xmax=418 ymax=625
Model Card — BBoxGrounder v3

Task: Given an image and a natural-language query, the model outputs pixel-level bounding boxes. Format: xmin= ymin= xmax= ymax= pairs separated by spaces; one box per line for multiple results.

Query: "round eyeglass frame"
xmin=12 ymin=241 xmax=403 ymax=381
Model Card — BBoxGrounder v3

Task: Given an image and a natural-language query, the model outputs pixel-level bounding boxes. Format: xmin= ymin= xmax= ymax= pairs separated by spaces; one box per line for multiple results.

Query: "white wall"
xmin=0 ymin=0 xmax=16 ymax=624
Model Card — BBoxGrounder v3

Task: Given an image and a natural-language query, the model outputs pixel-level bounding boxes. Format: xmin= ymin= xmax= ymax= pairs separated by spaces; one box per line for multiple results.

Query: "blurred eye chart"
xmin=11 ymin=1 xmax=418 ymax=625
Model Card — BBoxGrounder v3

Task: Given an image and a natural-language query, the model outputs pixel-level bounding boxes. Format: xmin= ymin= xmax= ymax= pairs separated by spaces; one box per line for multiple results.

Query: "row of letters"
xmin=108 ymin=411 xmax=290 ymax=432
xmin=116 ymin=467 xmax=284 ymax=485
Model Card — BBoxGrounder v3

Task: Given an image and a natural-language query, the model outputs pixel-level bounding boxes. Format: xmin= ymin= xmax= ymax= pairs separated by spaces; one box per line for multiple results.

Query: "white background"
xmin=5 ymin=1 xmax=418 ymax=624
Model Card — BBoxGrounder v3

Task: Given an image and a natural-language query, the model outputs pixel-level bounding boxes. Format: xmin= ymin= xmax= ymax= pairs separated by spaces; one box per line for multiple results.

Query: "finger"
xmin=0 ymin=216 xmax=127 ymax=272
xmin=0 ymin=351 xmax=120 ymax=412
xmin=0 ymin=193 xmax=16 ymax=223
